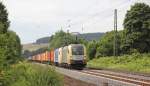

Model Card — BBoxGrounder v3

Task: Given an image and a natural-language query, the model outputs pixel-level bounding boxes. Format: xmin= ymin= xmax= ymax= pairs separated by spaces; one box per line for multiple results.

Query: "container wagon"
xmin=62 ymin=46 xmax=69 ymax=67
xmin=30 ymin=44 xmax=87 ymax=69
xmin=58 ymin=47 xmax=63 ymax=66
xmin=50 ymin=50 xmax=54 ymax=64
xmin=54 ymin=49 xmax=59 ymax=66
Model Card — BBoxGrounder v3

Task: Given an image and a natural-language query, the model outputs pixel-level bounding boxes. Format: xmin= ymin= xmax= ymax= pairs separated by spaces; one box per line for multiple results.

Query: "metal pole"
xmin=114 ymin=9 xmax=118 ymax=56
xmin=114 ymin=9 xmax=116 ymax=56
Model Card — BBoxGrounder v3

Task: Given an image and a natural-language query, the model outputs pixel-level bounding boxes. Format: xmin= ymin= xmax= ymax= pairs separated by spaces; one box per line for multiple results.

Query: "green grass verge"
xmin=87 ymin=53 xmax=150 ymax=73
xmin=1 ymin=62 xmax=63 ymax=86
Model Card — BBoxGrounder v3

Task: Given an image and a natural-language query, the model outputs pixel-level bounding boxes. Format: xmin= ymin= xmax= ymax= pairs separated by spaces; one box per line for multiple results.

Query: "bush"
xmin=2 ymin=62 xmax=63 ymax=86
xmin=123 ymin=3 xmax=150 ymax=53
xmin=87 ymin=53 xmax=150 ymax=73
xmin=0 ymin=1 xmax=22 ymax=69
xmin=87 ymin=40 xmax=97 ymax=60
xmin=49 ymin=30 xmax=86 ymax=49
xmin=0 ymin=32 xmax=22 ymax=69
xmin=96 ymin=31 xmax=123 ymax=56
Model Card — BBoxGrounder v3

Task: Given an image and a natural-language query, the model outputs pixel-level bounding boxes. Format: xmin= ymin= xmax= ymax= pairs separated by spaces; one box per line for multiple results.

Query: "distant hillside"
xmin=35 ymin=32 xmax=105 ymax=44
xmin=23 ymin=43 xmax=49 ymax=52
xmin=22 ymin=32 xmax=104 ymax=58
xmin=36 ymin=37 xmax=50 ymax=44
xmin=77 ymin=32 xmax=104 ymax=41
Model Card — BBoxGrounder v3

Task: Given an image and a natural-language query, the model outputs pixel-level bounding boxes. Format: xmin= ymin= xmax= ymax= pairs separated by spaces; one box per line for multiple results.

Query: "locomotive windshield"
xmin=72 ymin=46 xmax=84 ymax=55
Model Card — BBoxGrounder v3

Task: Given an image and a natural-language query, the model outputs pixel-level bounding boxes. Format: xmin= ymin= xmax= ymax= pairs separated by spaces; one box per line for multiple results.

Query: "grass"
xmin=87 ymin=53 xmax=150 ymax=73
xmin=1 ymin=62 xmax=63 ymax=86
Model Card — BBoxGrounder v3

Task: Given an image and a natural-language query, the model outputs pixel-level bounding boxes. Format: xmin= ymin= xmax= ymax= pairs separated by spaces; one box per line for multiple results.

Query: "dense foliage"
xmin=0 ymin=2 xmax=62 ymax=84
xmin=1 ymin=62 xmax=63 ymax=86
xmin=96 ymin=31 xmax=115 ymax=56
xmin=87 ymin=31 xmax=124 ymax=58
xmin=35 ymin=33 xmax=104 ymax=44
xmin=123 ymin=3 xmax=150 ymax=53
xmin=49 ymin=30 xmax=87 ymax=49
xmin=0 ymin=2 xmax=21 ymax=69
xmin=86 ymin=40 xmax=97 ymax=60
xmin=88 ymin=3 xmax=150 ymax=58
xmin=0 ymin=2 xmax=9 ymax=34
xmin=88 ymin=53 xmax=150 ymax=73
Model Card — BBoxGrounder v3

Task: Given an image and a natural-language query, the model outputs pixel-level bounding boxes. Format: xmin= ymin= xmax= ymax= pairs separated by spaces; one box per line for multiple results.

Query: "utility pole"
xmin=114 ymin=9 xmax=118 ymax=56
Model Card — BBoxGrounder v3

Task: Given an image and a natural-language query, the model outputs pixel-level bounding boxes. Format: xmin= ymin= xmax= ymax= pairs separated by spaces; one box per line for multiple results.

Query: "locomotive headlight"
xmin=84 ymin=55 xmax=86 ymax=59
xmin=83 ymin=59 xmax=87 ymax=64
xmin=83 ymin=56 xmax=87 ymax=64
xmin=70 ymin=55 xmax=73 ymax=59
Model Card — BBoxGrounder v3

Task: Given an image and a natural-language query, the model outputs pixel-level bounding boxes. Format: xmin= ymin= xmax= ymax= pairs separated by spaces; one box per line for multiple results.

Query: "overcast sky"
xmin=1 ymin=0 xmax=150 ymax=44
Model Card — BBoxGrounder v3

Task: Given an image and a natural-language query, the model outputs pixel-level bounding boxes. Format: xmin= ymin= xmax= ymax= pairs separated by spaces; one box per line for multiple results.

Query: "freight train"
xmin=31 ymin=44 xmax=87 ymax=69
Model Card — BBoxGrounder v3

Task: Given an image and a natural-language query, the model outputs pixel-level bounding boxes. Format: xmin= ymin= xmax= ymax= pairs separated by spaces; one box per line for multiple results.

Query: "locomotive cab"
xmin=68 ymin=44 xmax=87 ymax=68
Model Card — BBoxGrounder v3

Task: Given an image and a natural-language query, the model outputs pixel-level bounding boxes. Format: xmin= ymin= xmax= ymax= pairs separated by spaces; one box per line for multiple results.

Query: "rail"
xmin=79 ymin=69 xmax=150 ymax=86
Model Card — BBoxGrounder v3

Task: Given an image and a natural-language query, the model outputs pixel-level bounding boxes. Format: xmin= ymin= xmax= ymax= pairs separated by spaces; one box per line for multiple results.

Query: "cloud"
xmin=1 ymin=0 xmax=150 ymax=43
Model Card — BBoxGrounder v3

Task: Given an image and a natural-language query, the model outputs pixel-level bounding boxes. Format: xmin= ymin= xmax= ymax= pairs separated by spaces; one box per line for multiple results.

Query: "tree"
xmin=49 ymin=30 xmax=85 ymax=49
xmin=87 ymin=40 xmax=97 ymax=60
xmin=0 ymin=2 xmax=9 ymax=34
xmin=96 ymin=31 xmax=124 ymax=56
xmin=0 ymin=31 xmax=22 ymax=67
xmin=0 ymin=2 xmax=21 ymax=69
xmin=123 ymin=3 xmax=150 ymax=53
xmin=96 ymin=31 xmax=114 ymax=56
xmin=6 ymin=31 xmax=22 ymax=63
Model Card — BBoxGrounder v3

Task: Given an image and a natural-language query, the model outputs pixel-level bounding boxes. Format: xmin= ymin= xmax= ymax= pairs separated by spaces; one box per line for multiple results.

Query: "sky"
xmin=1 ymin=0 xmax=150 ymax=44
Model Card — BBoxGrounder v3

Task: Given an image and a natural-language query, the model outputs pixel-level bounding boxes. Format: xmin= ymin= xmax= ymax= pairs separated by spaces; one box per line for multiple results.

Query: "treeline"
xmin=35 ymin=32 xmax=104 ymax=44
xmin=23 ymin=31 xmax=104 ymax=58
xmin=0 ymin=2 xmax=22 ymax=69
xmin=48 ymin=30 xmax=87 ymax=49
xmin=0 ymin=2 xmax=63 ymax=86
xmin=48 ymin=3 xmax=150 ymax=60
xmin=26 ymin=3 xmax=150 ymax=60
xmin=23 ymin=30 xmax=87 ymax=58
xmin=88 ymin=3 xmax=150 ymax=59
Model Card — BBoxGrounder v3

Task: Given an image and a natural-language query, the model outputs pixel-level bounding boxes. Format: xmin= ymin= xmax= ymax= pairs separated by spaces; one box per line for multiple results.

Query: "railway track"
xmin=79 ymin=68 xmax=150 ymax=86
xmin=36 ymin=63 xmax=150 ymax=86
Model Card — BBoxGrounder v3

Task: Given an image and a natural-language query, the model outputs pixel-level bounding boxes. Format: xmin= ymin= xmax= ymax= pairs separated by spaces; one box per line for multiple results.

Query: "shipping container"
xmin=42 ymin=53 xmax=45 ymax=61
xmin=40 ymin=54 xmax=42 ymax=62
xmin=37 ymin=54 xmax=41 ymax=62
xmin=32 ymin=56 xmax=35 ymax=61
xmin=58 ymin=47 xmax=63 ymax=64
xmin=50 ymin=50 xmax=54 ymax=63
xmin=45 ymin=51 xmax=49 ymax=62
xmin=44 ymin=52 xmax=47 ymax=62
xmin=41 ymin=53 xmax=45 ymax=62
xmin=47 ymin=51 xmax=50 ymax=63
xmin=35 ymin=55 xmax=38 ymax=61
xmin=54 ymin=49 xmax=59 ymax=65
xmin=62 ymin=46 xmax=68 ymax=64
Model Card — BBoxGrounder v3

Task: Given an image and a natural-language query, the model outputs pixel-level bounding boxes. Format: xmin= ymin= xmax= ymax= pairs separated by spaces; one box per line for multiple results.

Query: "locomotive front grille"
xmin=70 ymin=60 xmax=85 ymax=64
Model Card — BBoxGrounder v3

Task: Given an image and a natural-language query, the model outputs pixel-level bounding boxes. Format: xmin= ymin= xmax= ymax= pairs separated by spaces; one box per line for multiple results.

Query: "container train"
xmin=31 ymin=44 xmax=87 ymax=69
